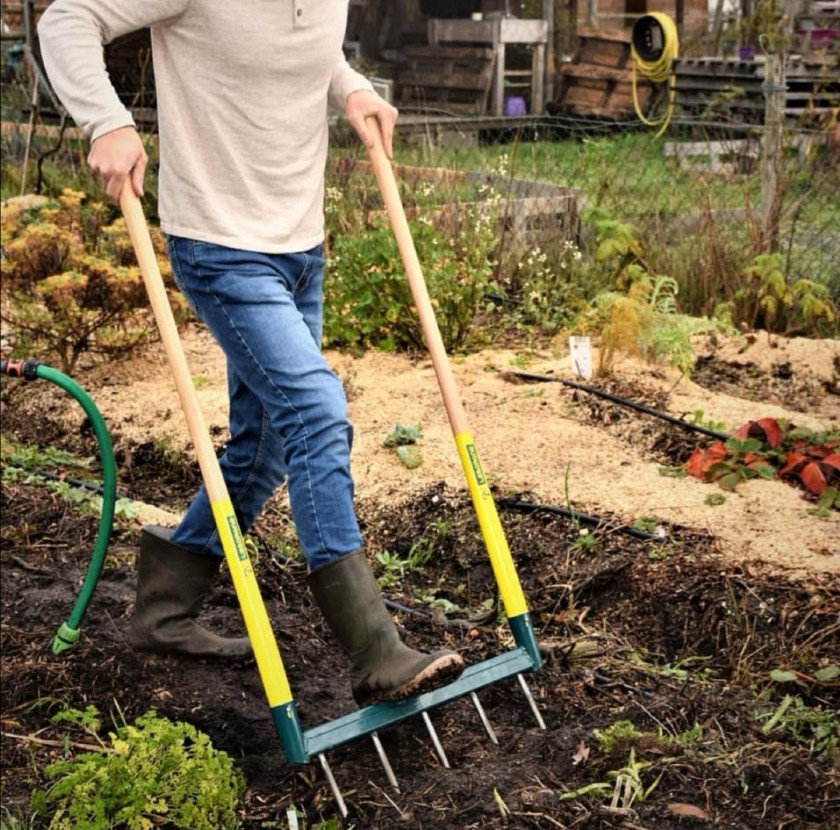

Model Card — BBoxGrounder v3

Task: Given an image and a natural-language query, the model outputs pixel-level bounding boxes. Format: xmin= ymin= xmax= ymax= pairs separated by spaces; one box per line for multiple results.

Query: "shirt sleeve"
xmin=37 ymin=0 xmax=189 ymax=141
xmin=327 ymin=53 xmax=374 ymax=112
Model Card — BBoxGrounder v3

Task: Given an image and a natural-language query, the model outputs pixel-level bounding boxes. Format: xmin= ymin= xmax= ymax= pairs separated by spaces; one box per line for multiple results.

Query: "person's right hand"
xmin=87 ymin=126 xmax=148 ymax=202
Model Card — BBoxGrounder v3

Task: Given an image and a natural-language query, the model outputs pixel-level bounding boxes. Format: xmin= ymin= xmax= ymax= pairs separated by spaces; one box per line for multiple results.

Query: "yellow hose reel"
xmin=631 ymin=13 xmax=680 ymax=138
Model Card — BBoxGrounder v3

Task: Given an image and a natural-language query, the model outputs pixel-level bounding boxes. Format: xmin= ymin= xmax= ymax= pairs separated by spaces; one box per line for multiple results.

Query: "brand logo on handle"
xmin=226 ymin=516 xmax=249 ymax=561
xmin=466 ymin=443 xmax=486 ymax=486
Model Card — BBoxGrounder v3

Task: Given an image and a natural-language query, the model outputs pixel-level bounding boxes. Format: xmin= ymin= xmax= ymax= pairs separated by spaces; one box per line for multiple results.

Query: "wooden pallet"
xmin=547 ymin=27 xmax=657 ymax=118
xmin=396 ymin=45 xmax=495 ymax=115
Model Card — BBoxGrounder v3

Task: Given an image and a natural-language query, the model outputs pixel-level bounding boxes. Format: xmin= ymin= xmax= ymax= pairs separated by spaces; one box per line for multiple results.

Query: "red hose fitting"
xmin=1 ymin=357 xmax=40 ymax=380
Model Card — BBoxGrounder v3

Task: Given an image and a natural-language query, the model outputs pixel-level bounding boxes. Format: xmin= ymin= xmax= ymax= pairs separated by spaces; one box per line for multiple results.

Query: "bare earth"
xmin=62 ymin=326 xmax=840 ymax=575
xmin=3 ymin=325 xmax=839 ymax=830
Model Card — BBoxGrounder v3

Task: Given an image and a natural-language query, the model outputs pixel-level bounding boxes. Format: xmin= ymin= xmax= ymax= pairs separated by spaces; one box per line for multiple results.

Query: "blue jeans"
xmin=166 ymin=236 xmax=362 ymax=571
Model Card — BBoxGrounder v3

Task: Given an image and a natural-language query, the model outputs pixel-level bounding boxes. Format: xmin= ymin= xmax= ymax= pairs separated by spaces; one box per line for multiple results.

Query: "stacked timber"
xmin=396 ymin=45 xmax=495 ymax=115
xmin=673 ymin=55 xmax=839 ymax=123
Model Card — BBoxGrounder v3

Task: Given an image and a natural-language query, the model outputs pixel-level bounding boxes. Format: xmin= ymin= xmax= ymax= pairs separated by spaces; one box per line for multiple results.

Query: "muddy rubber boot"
xmin=126 ymin=525 xmax=252 ymax=660
xmin=307 ymin=550 xmax=465 ymax=706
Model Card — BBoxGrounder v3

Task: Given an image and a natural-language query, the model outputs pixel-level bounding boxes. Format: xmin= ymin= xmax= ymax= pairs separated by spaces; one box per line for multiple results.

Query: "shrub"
xmin=1 ymin=189 xmax=188 ymax=372
xmin=324 ymin=212 xmax=495 ymax=353
xmin=571 ymin=209 xmax=727 ymax=375
xmin=498 ymin=240 xmax=590 ymax=336
xmin=30 ymin=705 xmax=244 ymax=830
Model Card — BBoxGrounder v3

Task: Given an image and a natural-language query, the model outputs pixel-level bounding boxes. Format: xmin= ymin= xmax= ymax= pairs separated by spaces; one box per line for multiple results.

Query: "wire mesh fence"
xmin=2 ymin=43 xmax=839 ymax=321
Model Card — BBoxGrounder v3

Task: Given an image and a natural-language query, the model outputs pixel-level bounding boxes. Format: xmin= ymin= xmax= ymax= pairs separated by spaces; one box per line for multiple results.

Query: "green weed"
xmin=30 ymin=705 xmax=244 ymax=830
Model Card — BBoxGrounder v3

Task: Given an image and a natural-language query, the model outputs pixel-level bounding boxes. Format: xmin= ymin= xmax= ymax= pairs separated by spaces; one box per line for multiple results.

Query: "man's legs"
xmin=168 ymin=239 xmax=361 ymax=566
xmin=130 ymin=238 xmax=462 ymax=701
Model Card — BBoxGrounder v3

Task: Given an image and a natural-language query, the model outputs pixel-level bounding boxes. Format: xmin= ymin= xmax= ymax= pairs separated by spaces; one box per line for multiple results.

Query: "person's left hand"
xmin=345 ymin=89 xmax=399 ymax=158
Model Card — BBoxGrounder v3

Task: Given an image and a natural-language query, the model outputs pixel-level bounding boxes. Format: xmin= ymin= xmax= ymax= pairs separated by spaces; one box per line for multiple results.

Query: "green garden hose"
xmin=2 ymin=357 xmax=116 ymax=655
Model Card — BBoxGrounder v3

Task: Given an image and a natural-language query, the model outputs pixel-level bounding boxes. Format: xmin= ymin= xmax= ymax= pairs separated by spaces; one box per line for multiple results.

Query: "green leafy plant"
xmin=1 ymin=190 xmax=189 ymax=372
xmin=583 ymin=205 xmax=649 ymax=288
xmin=570 ymin=527 xmax=599 ymax=554
xmin=374 ymin=550 xmax=407 ymax=588
xmin=501 ymin=240 xmax=589 ymax=335
xmin=686 ymin=409 xmax=728 ymax=435
xmin=560 ymin=718 xmax=684 ymax=808
xmin=738 ymin=0 xmax=796 ymax=51
xmin=324 ymin=202 xmax=495 ymax=354
xmin=593 ymin=720 xmax=648 ymax=755
xmin=30 ymin=705 xmax=244 ymax=830
xmin=580 ymin=267 xmax=708 ymax=375
xmin=383 ymin=422 xmax=423 ymax=469
xmin=688 ymin=434 xmax=778 ymax=491
xmin=757 ymin=693 xmax=839 ymax=759
xmin=1 ymin=437 xmax=139 ymax=523
xmin=0 ymin=807 xmax=39 ymax=830
xmin=606 ymin=747 xmax=663 ymax=808
xmin=720 ymin=252 xmax=836 ymax=335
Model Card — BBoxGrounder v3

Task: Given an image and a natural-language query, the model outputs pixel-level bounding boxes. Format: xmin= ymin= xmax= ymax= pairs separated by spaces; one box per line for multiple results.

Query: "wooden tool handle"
xmin=119 ymin=185 xmax=227 ymax=504
xmin=363 ymin=118 xmax=470 ymax=437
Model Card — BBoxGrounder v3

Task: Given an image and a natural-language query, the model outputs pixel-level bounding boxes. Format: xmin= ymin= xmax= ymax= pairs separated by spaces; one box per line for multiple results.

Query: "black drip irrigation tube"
xmin=0 ymin=359 xmax=711 ymax=645
xmin=2 ymin=357 xmax=117 ymax=655
xmin=497 ymin=369 xmax=737 ymax=544
xmin=507 ymin=370 xmax=731 ymax=442
xmin=497 ymin=498 xmax=669 ymax=542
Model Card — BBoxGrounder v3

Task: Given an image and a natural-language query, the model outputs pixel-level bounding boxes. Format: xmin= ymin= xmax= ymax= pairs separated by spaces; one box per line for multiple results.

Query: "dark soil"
xmin=2 ymin=377 xmax=839 ymax=830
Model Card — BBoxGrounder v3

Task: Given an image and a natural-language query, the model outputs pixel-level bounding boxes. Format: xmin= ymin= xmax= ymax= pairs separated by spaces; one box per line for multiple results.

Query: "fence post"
xmin=760 ymin=50 xmax=786 ymax=253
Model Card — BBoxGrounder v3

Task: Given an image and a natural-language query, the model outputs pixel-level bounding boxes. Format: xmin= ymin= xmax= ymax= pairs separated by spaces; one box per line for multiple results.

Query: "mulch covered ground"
xmin=2 ymin=439 xmax=839 ymax=830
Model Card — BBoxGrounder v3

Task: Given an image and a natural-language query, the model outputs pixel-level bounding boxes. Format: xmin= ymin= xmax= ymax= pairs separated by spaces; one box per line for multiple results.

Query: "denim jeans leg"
xmin=170 ymin=365 xmax=287 ymax=556
xmin=166 ymin=237 xmax=362 ymax=570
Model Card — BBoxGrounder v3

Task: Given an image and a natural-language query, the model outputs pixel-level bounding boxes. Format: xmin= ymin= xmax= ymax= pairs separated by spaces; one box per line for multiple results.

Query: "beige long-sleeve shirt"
xmin=37 ymin=0 xmax=373 ymax=252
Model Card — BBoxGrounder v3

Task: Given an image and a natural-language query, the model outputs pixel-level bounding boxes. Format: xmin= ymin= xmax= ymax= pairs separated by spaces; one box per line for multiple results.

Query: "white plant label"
xmin=569 ymin=336 xmax=593 ymax=380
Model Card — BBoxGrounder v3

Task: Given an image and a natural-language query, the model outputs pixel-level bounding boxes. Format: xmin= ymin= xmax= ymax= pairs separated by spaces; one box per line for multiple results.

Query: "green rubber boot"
xmin=126 ymin=525 xmax=251 ymax=660
xmin=307 ymin=550 xmax=464 ymax=706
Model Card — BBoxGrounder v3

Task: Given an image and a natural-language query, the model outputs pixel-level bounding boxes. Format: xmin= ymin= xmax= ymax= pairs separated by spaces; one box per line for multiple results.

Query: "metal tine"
xmin=517 ymin=673 xmax=546 ymax=730
xmin=371 ymin=731 xmax=400 ymax=793
xmin=317 ymin=753 xmax=348 ymax=818
xmin=470 ymin=691 xmax=499 ymax=745
xmin=421 ymin=711 xmax=450 ymax=768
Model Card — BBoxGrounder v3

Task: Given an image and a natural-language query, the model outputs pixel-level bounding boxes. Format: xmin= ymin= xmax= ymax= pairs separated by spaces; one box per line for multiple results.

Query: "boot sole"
xmin=361 ymin=652 xmax=466 ymax=706
xmin=126 ymin=622 xmax=252 ymax=661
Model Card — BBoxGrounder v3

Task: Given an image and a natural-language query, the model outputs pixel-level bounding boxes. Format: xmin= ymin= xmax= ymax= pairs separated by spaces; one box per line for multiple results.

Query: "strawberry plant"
xmin=686 ymin=418 xmax=840 ymax=510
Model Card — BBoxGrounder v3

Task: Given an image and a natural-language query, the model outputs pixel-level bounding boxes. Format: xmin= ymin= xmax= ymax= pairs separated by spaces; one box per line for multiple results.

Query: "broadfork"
xmin=119 ymin=119 xmax=543 ymax=817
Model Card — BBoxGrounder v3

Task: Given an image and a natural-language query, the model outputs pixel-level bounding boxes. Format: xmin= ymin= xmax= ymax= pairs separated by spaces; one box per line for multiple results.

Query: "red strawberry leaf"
xmin=686 ymin=442 xmax=727 ymax=480
xmin=823 ymin=454 xmax=840 ymax=474
xmin=799 ymin=461 xmax=827 ymax=495
xmin=733 ymin=421 xmax=753 ymax=440
xmin=756 ymin=418 xmax=784 ymax=448
xmin=779 ymin=452 xmax=807 ymax=476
